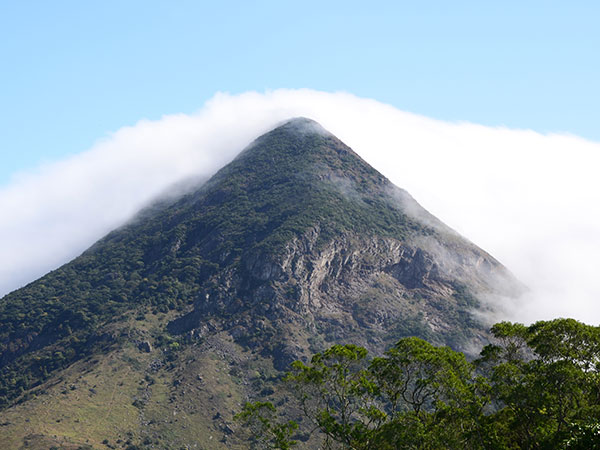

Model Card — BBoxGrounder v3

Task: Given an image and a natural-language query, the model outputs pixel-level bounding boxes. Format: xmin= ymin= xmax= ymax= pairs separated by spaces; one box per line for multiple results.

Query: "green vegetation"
xmin=238 ymin=318 xmax=600 ymax=449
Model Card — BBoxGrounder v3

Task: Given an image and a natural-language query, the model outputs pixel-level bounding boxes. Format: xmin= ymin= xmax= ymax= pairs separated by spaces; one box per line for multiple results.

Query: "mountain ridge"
xmin=0 ymin=118 xmax=521 ymax=448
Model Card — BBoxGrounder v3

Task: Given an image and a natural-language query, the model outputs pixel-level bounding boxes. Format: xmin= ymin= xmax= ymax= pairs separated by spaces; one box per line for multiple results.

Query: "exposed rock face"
xmin=137 ymin=340 xmax=152 ymax=353
xmin=169 ymin=223 xmax=517 ymax=369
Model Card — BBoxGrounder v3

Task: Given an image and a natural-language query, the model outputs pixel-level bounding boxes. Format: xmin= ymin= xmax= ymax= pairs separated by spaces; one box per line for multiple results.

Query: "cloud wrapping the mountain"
xmin=1 ymin=89 xmax=599 ymax=324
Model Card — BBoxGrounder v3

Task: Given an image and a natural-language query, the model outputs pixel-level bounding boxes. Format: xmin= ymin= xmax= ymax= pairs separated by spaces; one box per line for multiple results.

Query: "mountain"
xmin=0 ymin=118 xmax=520 ymax=448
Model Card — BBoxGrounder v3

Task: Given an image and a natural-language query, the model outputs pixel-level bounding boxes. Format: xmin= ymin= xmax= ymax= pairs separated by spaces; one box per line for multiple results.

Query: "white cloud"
xmin=1 ymin=89 xmax=599 ymax=324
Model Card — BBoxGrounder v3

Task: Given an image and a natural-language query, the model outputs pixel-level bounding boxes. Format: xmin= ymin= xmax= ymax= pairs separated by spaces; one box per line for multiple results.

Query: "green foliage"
xmin=239 ymin=319 xmax=600 ymax=449
xmin=479 ymin=318 xmax=600 ymax=449
xmin=235 ymin=401 xmax=298 ymax=449
xmin=564 ymin=422 xmax=600 ymax=449
xmin=285 ymin=345 xmax=376 ymax=449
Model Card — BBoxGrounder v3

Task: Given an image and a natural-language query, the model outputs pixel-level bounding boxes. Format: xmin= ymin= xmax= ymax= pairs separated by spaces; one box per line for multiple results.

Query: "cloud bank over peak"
xmin=1 ymin=89 xmax=599 ymax=324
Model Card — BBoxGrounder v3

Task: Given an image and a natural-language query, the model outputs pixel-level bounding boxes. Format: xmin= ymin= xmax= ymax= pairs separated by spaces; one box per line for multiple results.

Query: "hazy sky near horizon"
xmin=1 ymin=3 xmax=599 ymax=324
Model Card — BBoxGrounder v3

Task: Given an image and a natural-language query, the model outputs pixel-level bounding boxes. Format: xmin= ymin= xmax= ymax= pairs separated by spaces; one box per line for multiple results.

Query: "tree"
xmin=237 ymin=319 xmax=600 ymax=449
xmin=235 ymin=401 xmax=298 ymax=449
xmin=477 ymin=318 xmax=600 ymax=448
xmin=240 ymin=340 xmax=483 ymax=449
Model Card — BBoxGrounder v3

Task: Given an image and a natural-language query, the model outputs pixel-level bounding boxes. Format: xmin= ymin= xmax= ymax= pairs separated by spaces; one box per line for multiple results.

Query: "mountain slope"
xmin=0 ymin=118 xmax=520 ymax=448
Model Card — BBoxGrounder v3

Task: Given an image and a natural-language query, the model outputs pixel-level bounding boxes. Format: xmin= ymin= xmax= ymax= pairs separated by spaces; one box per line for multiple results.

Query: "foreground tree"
xmin=235 ymin=401 xmax=298 ymax=449
xmin=237 ymin=319 xmax=600 ymax=449
xmin=478 ymin=318 xmax=600 ymax=449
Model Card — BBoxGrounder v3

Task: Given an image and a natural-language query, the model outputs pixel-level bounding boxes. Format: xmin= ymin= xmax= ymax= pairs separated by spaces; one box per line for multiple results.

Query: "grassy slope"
xmin=0 ymin=306 xmax=276 ymax=449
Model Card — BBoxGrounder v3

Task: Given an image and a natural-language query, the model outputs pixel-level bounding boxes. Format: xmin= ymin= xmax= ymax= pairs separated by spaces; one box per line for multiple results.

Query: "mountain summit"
xmin=0 ymin=118 xmax=520 ymax=448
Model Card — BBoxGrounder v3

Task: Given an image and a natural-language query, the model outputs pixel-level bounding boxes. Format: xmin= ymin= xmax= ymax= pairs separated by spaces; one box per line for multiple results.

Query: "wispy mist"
xmin=1 ymin=89 xmax=599 ymax=324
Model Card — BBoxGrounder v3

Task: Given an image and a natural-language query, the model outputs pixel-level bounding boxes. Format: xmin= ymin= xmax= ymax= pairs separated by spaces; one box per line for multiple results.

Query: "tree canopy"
xmin=237 ymin=318 xmax=600 ymax=449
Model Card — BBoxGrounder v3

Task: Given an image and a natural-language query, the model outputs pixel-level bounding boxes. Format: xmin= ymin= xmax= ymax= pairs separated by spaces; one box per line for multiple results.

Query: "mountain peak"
xmin=198 ymin=118 xmax=414 ymax=251
xmin=233 ymin=116 xmax=340 ymax=163
xmin=276 ymin=116 xmax=331 ymax=135
xmin=228 ymin=116 xmax=374 ymax=188
xmin=280 ymin=116 xmax=320 ymax=126
xmin=0 ymin=119 xmax=522 ymax=447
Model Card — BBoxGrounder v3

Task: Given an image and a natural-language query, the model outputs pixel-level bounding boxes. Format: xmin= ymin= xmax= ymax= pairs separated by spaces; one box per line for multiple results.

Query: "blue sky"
xmin=1 ymin=1 xmax=598 ymax=186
